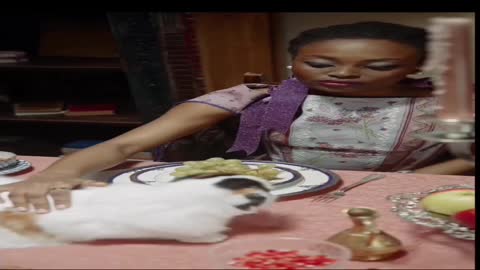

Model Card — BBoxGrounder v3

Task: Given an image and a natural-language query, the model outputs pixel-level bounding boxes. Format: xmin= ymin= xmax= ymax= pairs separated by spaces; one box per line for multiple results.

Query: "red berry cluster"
xmin=229 ymin=249 xmax=336 ymax=269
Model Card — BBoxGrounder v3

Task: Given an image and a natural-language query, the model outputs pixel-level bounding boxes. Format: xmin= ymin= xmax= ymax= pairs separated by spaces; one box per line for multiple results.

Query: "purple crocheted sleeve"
xmin=181 ymin=84 xmax=269 ymax=114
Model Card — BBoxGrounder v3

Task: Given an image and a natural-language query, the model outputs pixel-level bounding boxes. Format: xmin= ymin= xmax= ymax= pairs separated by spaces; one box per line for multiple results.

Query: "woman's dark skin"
xmin=293 ymin=39 xmax=431 ymax=97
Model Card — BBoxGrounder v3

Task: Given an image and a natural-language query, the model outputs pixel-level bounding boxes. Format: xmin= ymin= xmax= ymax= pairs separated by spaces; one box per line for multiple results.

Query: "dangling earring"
xmin=406 ymin=70 xmax=430 ymax=79
xmin=286 ymin=65 xmax=293 ymax=79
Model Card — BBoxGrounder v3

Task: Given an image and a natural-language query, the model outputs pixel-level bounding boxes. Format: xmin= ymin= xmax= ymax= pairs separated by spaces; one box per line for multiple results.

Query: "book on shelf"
xmin=14 ymin=111 xmax=66 ymax=116
xmin=13 ymin=101 xmax=65 ymax=116
xmin=65 ymin=104 xmax=116 ymax=116
xmin=0 ymin=58 xmax=29 ymax=64
xmin=0 ymin=51 xmax=29 ymax=63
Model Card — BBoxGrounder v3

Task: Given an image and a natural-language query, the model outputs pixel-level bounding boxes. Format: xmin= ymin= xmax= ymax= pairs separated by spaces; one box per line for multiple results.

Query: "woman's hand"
xmin=0 ymin=176 xmax=107 ymax=213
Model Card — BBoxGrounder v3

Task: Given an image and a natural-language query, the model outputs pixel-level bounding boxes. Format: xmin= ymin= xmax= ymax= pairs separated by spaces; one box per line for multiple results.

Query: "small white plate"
xmin=0 ymin=160 xmax=32 ymax=175
xmin=109 ymin=160 xmax=341 ymax=198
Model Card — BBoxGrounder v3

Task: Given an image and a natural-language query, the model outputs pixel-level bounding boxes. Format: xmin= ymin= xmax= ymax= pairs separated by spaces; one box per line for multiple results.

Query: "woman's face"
xmin=292 ymin=39 xmax=421 ymax=96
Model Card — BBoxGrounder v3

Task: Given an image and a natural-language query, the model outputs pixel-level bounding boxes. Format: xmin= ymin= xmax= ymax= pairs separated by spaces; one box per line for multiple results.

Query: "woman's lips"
xmin=315 ymin=80 xmax=364 ymax=89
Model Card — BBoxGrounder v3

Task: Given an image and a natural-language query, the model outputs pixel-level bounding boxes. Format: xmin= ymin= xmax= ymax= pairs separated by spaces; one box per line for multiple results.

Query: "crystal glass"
xmin=387 ymin=184 xmax=475 ymax=241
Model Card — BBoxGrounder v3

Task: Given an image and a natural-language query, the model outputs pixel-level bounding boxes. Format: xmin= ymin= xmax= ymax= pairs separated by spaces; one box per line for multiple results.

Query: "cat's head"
xmin=207 ymin=175 xmax=276 ymax=211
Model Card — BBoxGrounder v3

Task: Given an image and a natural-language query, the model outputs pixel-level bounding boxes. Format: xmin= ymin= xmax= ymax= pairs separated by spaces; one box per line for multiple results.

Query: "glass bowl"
xmin=209 ymin=237 xmax=351 ymax=269
xmin=387 ymin=184 xmax=475 ymax=241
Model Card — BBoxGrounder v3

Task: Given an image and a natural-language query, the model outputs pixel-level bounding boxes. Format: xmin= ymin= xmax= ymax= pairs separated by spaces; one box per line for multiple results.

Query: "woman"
xmin=0 ymin=21 xmax=473 ymax=212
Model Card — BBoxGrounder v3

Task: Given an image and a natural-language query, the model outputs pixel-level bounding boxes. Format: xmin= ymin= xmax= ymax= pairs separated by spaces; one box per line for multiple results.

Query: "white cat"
xmin=0 ymin=175 xmax=276 ymax=249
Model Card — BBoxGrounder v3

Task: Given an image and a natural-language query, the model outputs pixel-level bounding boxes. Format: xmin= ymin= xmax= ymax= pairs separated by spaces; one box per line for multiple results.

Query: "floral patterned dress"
xmin=181 ymin=81 xmax=446 ymax=171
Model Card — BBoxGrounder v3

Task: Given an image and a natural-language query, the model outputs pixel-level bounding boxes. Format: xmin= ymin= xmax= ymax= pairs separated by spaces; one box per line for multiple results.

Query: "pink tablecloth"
xmin=0 ymin=156 xmax=475 ymax=269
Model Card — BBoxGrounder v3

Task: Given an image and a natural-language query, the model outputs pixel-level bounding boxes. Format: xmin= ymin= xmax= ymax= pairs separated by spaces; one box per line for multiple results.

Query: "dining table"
xmin=0 ymin=155 xmax=475 ymax=269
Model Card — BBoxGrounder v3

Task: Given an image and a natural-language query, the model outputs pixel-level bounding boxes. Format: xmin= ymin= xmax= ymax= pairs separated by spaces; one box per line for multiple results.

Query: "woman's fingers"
xmin=1 ymin=178 xmax=108 ymax=213
xmin=6 ymin=191 xmax=29 ymax=211
xmin=25 ymin=189 xmax=51 ymax=213
xmin=7 ymin=181 xmax=54 ymax=213
xmin=49 ymin=179 xmax=107 ymax=210
xmin=49 ymin=181 xmax=78 ymax=210
xmin=49 ymin=188 xmax=72 ymax=210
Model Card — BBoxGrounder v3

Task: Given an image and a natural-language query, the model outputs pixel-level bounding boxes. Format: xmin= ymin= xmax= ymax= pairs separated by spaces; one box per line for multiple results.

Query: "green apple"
xmin=420 ymin=189 xmax=475 ymax=216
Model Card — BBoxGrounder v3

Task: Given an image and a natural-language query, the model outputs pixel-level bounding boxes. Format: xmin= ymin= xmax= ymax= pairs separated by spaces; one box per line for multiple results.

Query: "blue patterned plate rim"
xmin=108 ymin=160 xmax=341 ymax=198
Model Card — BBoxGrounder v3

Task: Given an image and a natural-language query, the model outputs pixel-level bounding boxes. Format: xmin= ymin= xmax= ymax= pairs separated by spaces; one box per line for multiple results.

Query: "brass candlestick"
xmin=327 ymin=207 xmax=405 ymax=261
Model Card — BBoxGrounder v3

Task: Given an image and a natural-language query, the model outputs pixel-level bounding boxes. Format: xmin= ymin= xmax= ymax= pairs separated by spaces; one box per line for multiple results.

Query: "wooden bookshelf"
xmin=0 ymin=57 xmax=122 ymax=71
xmin=0 ymin=113 xmax=143 ymax=126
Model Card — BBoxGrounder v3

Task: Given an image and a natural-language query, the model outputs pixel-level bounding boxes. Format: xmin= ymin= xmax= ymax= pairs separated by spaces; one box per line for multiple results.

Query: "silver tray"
xmin=387 ymin=184 xmax=475 ymax=241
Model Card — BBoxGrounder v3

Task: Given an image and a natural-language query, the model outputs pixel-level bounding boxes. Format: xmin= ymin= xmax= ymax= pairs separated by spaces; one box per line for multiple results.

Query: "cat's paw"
xmin=178 ymin=233 xmax=228 ymax=244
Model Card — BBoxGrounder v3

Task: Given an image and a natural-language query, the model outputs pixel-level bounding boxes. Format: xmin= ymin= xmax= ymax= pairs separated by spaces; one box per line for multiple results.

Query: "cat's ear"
xmin=214 ymin=176 xmax=274 ymax=211
xmin=234 ymin=193 xmax=268 ymax=211
xmin=214 ymin=176 xmax=271 ymax=192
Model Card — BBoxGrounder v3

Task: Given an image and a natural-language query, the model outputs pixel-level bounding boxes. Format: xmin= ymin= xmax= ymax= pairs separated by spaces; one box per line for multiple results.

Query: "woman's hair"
xmin=288 ymin=21 xmax=427 ymax=63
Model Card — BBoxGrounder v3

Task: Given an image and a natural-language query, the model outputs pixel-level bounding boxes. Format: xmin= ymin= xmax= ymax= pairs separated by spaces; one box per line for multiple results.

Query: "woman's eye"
xmin=305 ymin=62 xmax=334 ymax=68
xmin=366 ymin=65 xmax=400 ymax=71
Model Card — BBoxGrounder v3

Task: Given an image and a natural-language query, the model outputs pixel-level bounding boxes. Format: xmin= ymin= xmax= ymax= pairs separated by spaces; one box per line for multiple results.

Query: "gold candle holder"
xmin=327 ymin=208 xmax=405 ymax=261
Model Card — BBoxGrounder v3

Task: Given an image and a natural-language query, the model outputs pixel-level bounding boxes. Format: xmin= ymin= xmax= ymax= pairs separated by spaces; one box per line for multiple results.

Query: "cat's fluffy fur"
xmin=0 ymin=175 xmax=276 ymax=249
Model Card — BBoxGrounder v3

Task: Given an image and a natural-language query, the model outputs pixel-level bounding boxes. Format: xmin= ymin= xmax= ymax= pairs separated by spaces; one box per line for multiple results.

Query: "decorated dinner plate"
xmin=109 ymin=160 xmax=341 ymax=198
xmin=0 ymin=160 xmax=32 ymax=176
